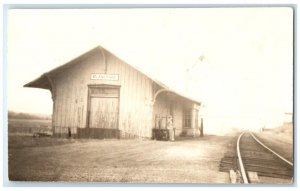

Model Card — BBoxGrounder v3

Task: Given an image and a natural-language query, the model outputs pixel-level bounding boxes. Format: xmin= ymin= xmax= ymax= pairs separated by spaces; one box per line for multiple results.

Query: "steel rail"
xmin=250 ymin=132 xmax=293 ymax=167
xmin=236 ymin=132 xmax=249 ymax=184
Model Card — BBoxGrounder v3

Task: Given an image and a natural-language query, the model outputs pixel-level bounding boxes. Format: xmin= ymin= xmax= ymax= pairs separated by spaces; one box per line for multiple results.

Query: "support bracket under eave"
xmin=44 ymin=73 xmax=56 ymax=101
xmin=152 ymin=89 xmax=173 ymax=105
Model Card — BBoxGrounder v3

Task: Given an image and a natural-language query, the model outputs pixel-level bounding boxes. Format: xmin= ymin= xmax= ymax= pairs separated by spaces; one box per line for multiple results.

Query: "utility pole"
xmin=200 ymin=117 xmax=204 ymax=137
xmin=184 ymin=55 xmax=205 ymax=94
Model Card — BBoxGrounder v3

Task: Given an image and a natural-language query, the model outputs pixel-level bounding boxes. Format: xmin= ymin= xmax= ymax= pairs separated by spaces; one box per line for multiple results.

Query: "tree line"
xmin=8 ymin=111 xmax=52 ymax=120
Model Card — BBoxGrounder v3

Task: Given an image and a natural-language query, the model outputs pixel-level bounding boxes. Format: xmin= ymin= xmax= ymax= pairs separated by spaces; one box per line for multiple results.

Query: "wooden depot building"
xmin=24 ymin=46 xmax=201 ymax=140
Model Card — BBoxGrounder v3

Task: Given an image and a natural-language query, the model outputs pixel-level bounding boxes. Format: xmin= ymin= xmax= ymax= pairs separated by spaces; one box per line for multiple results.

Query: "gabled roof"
xmin=24 ymin=45 xmax=201 ymax=105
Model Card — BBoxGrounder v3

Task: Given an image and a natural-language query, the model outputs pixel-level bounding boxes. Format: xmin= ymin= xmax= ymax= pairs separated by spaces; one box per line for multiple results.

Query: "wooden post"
xmin=200 ymin=117 xmax=204 ymax=137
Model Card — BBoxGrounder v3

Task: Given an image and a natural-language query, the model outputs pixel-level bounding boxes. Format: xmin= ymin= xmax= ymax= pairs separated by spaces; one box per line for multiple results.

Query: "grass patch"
xmin=8 ymin=135 xmax=75 ymax=149
xmin=8 ymin=118 xmax=52 ymax=135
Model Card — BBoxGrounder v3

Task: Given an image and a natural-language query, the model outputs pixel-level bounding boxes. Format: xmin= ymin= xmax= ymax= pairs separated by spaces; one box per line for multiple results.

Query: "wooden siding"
xmin=87 ymin=86 xmax=120 ymax=129
xmin=153 ymin=92 xmax=184 ymax=136
xmin=51 ymin=48 xmax=153 ymax=138
xmin=89 ymin=97 xmax=119 ymax=129
xmin=173 ymin=103 xmax=184 ymax=136
xmin=153 ymin=93 xmax=201 ymax=137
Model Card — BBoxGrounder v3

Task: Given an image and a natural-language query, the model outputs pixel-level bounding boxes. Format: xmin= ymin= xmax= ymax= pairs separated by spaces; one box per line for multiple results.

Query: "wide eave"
xmin=23 ymin=74 xmax=50 ymax=89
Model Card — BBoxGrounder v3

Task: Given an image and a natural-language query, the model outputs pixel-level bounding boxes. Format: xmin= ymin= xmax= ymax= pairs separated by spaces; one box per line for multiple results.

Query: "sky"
xmin=6 ymin=8 xmax=293 ymax=132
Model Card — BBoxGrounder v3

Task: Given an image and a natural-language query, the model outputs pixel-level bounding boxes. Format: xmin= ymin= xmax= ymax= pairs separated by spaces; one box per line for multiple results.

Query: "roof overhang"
xmin=23 ymin=74 xmax=51 ymax=89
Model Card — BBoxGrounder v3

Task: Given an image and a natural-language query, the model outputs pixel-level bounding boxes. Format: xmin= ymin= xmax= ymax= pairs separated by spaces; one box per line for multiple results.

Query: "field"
xmin=8 ymin=119 xmax=232 ymax=183
xmin=8 ymin=118 xmax=52 ymax=135
xmin=256 ymin=122 xmax=293 ymax=162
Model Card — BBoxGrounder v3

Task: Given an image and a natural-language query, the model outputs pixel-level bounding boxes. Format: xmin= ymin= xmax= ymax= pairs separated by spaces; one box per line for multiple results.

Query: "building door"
xmin=88 ymin=86 xmax=119 ymax=129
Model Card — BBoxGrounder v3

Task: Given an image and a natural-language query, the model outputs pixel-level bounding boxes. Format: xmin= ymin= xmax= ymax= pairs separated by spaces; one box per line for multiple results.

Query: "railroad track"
xmin=219 ymin=132 xmax=293 ymax=184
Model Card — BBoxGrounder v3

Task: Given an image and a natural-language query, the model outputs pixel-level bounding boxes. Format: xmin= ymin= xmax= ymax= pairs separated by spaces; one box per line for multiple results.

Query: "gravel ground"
xmin=8 ymin=135 xmax=232 ymax=183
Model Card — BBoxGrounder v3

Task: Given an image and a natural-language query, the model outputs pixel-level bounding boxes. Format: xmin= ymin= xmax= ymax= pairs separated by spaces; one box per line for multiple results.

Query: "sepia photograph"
xmin=5 ymin=5 xmax=294 ymax=186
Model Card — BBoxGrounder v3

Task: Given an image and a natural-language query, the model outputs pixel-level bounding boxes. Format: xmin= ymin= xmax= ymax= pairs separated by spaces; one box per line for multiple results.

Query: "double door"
xmin=87 ymin=86 xmax=119 ymax=129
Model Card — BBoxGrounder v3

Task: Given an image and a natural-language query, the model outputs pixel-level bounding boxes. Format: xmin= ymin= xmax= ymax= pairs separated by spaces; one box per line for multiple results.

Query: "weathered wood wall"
xmin=153 ymin=92 xmax=185 ymax=136
xmin=50 ymin=48 xmax=153 ymax=138
xmin=48 ymin=47 xmax=199 ymax=139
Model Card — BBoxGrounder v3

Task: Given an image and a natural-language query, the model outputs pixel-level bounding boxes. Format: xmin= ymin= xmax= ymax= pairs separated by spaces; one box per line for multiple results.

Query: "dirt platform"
xmin=8 ymin=134 xmax=232 ymax=183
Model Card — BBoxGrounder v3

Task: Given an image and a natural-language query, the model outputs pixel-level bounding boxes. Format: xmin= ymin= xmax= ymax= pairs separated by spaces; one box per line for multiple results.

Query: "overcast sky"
xmin=7 ymin=8 xmax=293 ymax=130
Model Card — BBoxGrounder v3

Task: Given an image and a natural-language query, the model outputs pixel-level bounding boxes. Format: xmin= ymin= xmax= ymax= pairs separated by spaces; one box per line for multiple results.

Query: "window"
xmin=183 ymin=109 xmax=191 ymax=128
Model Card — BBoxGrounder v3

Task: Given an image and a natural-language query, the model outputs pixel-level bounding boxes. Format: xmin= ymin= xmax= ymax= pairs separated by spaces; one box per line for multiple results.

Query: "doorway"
xmin=87 ymin=85 xmax=119 ymax=129
xmin=78 ymin=85 xmax=120 ymax=139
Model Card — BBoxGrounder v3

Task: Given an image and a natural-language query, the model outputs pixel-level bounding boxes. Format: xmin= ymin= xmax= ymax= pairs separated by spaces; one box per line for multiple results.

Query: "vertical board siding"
xmin=153 ymin=93 xmax=185 ymax=136
xmin=53 ymin=48 xmax=153 ymax=138
xmin=173 ymin=102 xmax=183 ymax=136
xmin=89 ymin=97 xmax=119 ymax=129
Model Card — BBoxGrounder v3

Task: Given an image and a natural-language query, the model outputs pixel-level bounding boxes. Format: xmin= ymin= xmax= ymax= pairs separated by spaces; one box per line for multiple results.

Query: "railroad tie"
xmin=247 ymin=171 xmax=260 ymax=184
